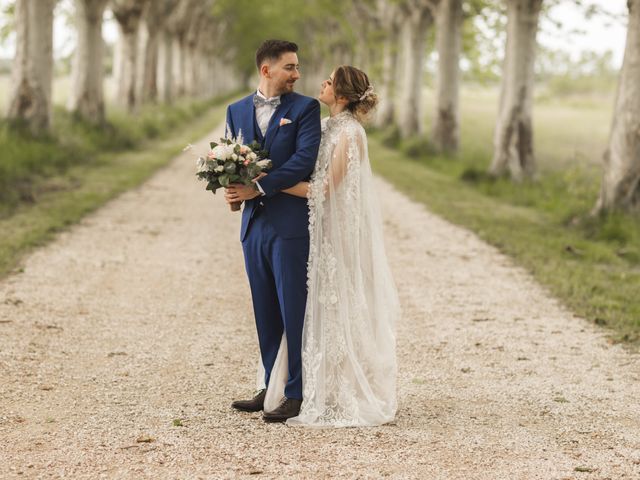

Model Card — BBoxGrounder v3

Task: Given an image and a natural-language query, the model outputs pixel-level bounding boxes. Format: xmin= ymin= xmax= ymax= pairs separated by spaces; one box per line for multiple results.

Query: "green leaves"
xmin=224 ymin=161 xmax=236 ymax=174
xmin=209 ymin=0 xmax=351 ymax=80
xmin=206 ymin=179 xmax=221 ymax=193
xmin=218 ymin=173 xmax=230 ymax=187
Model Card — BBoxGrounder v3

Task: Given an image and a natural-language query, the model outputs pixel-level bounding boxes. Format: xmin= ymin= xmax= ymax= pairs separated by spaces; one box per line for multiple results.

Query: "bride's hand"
xmin=252 ymin=172 xmax=267 ymax=183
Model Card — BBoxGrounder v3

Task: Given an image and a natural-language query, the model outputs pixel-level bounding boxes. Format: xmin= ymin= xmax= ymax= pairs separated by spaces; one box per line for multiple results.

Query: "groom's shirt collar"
xmin=255 ymin=89 xmax=281 ymax=102
xmin=254 ymin=89 xmax=281 ymax=138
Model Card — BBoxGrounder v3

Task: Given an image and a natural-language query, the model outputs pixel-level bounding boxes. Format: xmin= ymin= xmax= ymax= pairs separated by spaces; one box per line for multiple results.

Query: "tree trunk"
xmin=165 ymin=0 xmax=194 ymax=99
xmin=172 ymin=36 xmax=186 ymax=96
xmin=594 ymin=0 xmax=640 ymax=213
xmin=375 ymin=4 xmax=401 ymax=128
xmin=137 ymin=0 xmax=179 ymax=104
xmin=432 ymin=0 xmax=463 ymax=153
xmin=398 ymin=6 xmax=433 ymax=137
xmin=7 ymin=0 xmax=55 ymax=133
xmin=68 ymin=0 xmax=108 ymax=124
xmin=158 ymin=30 xmax=174 ymax=104
xmin=111 ymin=0 xmax=148 ymax=111
xmin=183 ymin=6 xmax=205 ymax=97
xmin=490 ymin=0 xmax=543 ymax=180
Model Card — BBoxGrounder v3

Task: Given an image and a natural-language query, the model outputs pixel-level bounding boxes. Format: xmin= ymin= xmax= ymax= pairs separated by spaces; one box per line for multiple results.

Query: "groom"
xmin=223 ymin=40 xmax=321 ymax=422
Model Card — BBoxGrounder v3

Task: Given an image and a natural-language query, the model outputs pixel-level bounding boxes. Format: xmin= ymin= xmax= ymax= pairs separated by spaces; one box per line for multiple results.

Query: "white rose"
xmin=248 ymin=152 xmax=257 ymax=161
xmin=231 ymin=153 xmax=238 ymax=161
xmin=211 ymin=145 xmax=231 ymax=160
xmin=256 ymin=159 xmax=271 ymax=169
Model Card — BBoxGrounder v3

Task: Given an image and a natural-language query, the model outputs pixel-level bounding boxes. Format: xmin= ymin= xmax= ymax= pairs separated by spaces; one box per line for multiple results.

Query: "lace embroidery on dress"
xmin=286 ymin=110 xmax=400 ymax=427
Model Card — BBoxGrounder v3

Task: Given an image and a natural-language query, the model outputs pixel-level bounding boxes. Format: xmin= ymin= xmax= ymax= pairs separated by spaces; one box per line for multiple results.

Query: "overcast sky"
xmin=538 ymin=1 xmax=627 ymax=67
xmin=0 ymin=0 xmax=630 ymax=68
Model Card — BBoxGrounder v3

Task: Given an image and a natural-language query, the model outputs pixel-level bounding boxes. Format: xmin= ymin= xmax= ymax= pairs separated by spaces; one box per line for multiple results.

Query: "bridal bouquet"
xmin=195 ymin=138 xmax=271 ymax=211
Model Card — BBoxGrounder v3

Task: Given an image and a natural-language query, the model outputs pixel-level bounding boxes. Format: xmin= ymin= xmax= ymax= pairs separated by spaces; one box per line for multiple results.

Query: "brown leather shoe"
xmin=231 ymin=389 xmax=266 ymax=412
xmin=262 ymin=397 xmax=302 ymax=423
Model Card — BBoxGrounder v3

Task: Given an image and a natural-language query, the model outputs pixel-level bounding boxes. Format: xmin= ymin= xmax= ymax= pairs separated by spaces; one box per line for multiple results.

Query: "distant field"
xmin=422 ymin=86 xmax=614 ymax=174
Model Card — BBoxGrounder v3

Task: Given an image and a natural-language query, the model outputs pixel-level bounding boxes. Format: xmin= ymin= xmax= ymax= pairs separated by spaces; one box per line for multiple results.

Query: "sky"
xmin=0 ymin=0 xmax=630 ymax=69
xmin=537 ymin=1 xmax=628 ymax=67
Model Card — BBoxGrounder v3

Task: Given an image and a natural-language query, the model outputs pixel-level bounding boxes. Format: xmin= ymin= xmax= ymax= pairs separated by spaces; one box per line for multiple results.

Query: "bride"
xmin=260 ymin=65 xmax=399 ymax=427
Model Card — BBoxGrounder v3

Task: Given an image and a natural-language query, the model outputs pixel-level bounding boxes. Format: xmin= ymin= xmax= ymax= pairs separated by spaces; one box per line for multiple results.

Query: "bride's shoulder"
xmin=327 ymin=112 xmax=364 ymax=134
xmin=321 ymin=116 xmax=330 ymax=133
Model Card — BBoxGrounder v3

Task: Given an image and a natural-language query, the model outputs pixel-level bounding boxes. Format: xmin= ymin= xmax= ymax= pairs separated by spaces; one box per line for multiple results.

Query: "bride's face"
xmin=319 ymin=73 xmax=337 ymax=106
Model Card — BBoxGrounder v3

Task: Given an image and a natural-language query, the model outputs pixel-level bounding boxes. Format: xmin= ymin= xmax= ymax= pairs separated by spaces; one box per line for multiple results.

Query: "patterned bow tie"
xmin=253 ymin=95 xmax=281 ymax=109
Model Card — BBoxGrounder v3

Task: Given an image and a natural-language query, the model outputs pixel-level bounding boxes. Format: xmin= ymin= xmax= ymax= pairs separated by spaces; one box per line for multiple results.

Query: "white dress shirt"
xmin=254 ymin=90 xmax=280 ymax=197
xmin=255 ymin=89 xmax=280 ymax=137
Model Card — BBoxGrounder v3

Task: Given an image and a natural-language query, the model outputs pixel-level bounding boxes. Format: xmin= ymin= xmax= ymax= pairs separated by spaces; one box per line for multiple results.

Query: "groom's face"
xmin=265 ymin=52 xmax=300 ymax=95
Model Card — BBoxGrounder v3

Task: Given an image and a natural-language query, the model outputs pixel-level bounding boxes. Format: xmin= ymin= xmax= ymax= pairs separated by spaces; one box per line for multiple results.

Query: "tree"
xmin=182 ymin=1 xmax=210 ymax=97
xmin=489 ymin=0 xmax=543 ymax=180
xmin=374 ymin=0 xmax=402 ymax=128
xmin=432 ymin=0 xmax=463 ymax=153
xmin=397 ymin=0 xmax=435 ymax=137
xmin=111 ymin=0 xmax=149 ymax=111
xmin=7 ymin=0 xmax=56 ymax=133
xmin=594 ymin=0 xmax=640 ymax=213
xmin=165 ymin=0 xmax=197 ymax=97
xmin=137 ymin=0 xmax=180 ymax=104
xmin=68 ymin=0 xmax=109 ymax=124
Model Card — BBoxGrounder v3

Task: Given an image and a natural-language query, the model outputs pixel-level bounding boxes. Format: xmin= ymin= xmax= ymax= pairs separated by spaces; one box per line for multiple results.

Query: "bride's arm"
xmin=282 ymin=182 xmax=310 ymax=198
xmin=276 ymin=131 xmax=363 ymax=198
xmin=252 ymin=172 xmax=309 ymax=198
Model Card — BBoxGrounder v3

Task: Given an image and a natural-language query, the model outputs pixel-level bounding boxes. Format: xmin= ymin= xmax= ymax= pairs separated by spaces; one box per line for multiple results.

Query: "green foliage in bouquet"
xmin=196 ymin=138 xmax=271 ymax=194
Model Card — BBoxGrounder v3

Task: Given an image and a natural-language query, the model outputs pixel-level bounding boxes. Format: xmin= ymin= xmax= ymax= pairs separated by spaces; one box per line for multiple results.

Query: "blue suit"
xmin=225 ymin=92 xmax=321 ymax=399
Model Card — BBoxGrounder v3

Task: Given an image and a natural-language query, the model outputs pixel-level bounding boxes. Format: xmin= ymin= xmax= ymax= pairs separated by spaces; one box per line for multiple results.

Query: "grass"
xmin=0 ymin=75 xmax=75 ymax=112
xmin=0 ymin=93 xmax=235 ymax=278
xmin=370 ymin=88 xmax=640 ymax=346
xmin=0 ymin=97 xmax=230 ymax=214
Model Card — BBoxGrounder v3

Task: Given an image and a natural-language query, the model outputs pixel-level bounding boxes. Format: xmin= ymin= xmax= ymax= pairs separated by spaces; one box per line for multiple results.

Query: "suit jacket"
xmin=225 ymin=92 xmax=322 ymax=241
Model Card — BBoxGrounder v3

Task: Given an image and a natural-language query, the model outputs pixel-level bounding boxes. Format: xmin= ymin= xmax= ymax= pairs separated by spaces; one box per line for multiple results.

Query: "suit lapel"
xmin=264 ymin=94 xmax=294 ymax=153
xmin=239 ymin=95 xmax=258 ymax=144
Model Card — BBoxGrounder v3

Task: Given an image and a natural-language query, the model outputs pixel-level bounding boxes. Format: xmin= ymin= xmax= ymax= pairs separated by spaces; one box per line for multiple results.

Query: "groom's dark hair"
xmin=256 ymin=40 xmax=299 ymax=69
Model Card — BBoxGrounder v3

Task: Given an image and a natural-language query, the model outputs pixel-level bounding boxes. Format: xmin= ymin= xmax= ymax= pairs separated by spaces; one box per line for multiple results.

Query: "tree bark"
xmin=375 ymin=1 xmax=401 ymax=128
xmin=158 ymin=29 xmax=174 ymax=104
xmin=111 ymin=0 xmax=148 ymax=111
xmin=183 ymin=3 xmax=207 ymax=97
xmin=68 ymin=0 xmax=109 ymax=124
xmin=490 ymin=0 xmax=543 ymax=180
xmin=7 ymin=0 xmax=55 ymax=133
xmin=432 ymin=0 xmax=463 ymax=153
xmin=138 ymin=0 xmax=179 ymax=104
xmin=594 ymin=0 xmax=640 ymax=213
xmin=398 ymin=4 xmax=433 ymax=137
xmin=166 ymin=0 xmax=197 ymax=98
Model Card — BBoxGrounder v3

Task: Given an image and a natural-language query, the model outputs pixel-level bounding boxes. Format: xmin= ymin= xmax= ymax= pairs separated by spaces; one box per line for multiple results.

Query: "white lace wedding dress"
xmin=261 ymin=110 xmax=399 ymax=427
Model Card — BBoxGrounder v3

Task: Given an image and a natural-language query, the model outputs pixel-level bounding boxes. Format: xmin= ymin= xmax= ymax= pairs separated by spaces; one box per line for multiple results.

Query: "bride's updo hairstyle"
xmin=332 ymin=65 xmax=378 ymax=122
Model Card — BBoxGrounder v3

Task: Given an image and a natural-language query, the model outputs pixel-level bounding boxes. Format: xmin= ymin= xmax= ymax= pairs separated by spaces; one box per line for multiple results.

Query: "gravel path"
xmin=1 ymin=124 xmax=639 ymax=480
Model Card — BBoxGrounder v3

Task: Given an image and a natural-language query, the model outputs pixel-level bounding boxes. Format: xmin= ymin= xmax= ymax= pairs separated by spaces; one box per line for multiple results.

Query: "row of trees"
xmin=349 ymin=0 xmax=638 ymax=214
xmin=4 ymin=0 xmax=639 ymax=213
xmin=6 ymin=0 xmax=239 ymax=130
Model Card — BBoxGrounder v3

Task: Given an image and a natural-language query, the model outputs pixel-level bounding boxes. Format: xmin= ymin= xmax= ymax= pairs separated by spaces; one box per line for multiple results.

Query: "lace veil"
xmin=260 ymin=111 xmax=399 ymax=427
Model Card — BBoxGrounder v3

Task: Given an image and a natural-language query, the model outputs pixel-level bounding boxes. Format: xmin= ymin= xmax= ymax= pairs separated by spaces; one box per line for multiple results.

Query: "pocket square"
xmin=279 ymin=118 xmax=292 ymax=127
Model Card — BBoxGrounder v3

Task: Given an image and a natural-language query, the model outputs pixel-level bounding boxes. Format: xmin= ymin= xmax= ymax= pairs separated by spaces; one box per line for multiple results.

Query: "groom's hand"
xmin=225 ymin=183 xmax=261 ymax=203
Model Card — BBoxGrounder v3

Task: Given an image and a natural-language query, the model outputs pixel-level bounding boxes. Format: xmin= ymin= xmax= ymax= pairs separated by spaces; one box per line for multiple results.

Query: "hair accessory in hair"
xmin=359 ymin=85 xmax=374 ymax=101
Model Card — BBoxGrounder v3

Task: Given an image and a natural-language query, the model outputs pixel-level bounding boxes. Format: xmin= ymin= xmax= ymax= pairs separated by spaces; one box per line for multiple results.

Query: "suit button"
xmin=259 ymin=201 xmax=264 ymax=206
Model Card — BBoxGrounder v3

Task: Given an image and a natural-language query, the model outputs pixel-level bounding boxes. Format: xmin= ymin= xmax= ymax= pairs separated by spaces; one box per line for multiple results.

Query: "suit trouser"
xmin=241 ymin=209 xmax=309 ymax=400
